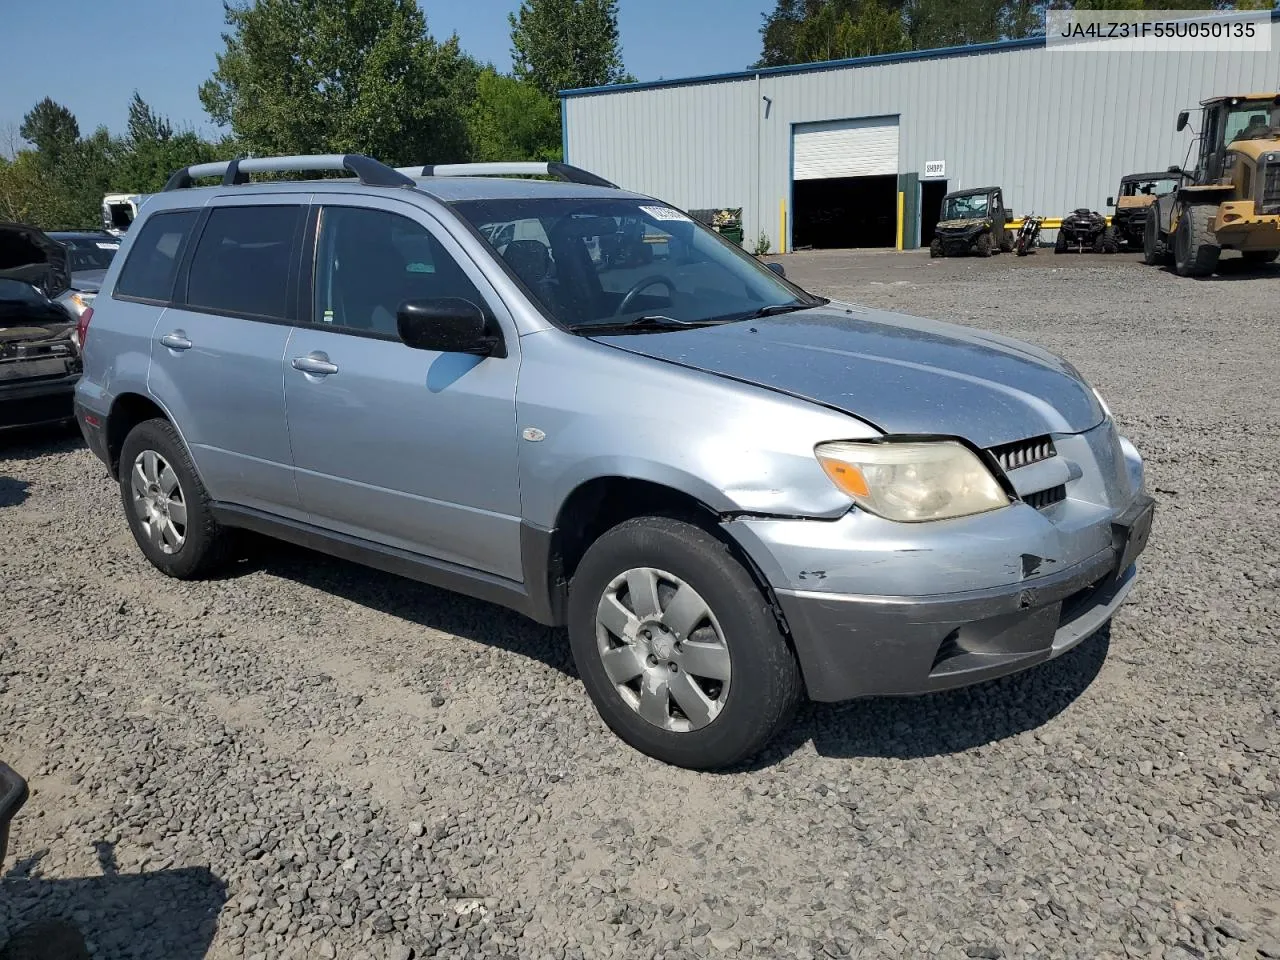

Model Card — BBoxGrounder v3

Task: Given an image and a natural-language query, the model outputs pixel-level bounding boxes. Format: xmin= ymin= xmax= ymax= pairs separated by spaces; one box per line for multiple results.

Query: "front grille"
xmin=1024 ymin=485 xmax=1066 ymax=510
xmin=1263 ymin=161 xmax=1280 ymax=215
xmin=989 ymin=435 xmax=1056 ymax=473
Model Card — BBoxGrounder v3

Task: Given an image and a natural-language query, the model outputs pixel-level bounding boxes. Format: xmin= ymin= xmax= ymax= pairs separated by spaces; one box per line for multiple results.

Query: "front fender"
xmin=514 ymin=331 xmax=877 ymax=529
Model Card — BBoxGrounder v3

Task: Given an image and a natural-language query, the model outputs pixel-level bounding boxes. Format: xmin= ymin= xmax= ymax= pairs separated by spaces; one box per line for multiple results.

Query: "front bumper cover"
xmin=739 ymin=492 xmax=1154 ymax=702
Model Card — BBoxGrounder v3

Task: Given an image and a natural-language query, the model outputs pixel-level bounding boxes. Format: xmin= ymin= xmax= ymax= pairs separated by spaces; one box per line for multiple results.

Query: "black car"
xmin=0 ymin=223 xmax=82 ymax=432
xmin=47 ymin=230 xmax=120 ymax=319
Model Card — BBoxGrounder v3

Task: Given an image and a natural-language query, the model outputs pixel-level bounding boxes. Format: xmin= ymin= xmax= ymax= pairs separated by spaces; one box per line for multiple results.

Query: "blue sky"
xmin=0 ymin=0 xmax=773 ymax=144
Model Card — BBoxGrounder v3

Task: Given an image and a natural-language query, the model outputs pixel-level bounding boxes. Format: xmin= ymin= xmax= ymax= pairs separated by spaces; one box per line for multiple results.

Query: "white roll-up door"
xmin=793 ymin=117 xmax=900 ymax=180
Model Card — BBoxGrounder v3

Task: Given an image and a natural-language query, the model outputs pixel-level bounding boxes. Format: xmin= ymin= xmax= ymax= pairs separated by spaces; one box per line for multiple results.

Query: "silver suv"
xmin=74 ymin=154 xmax=1153 ymax=770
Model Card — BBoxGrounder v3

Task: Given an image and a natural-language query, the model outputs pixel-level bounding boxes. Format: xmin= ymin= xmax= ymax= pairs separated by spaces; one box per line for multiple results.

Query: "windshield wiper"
xmin=578 ymin=315 xmax=721 ymax=335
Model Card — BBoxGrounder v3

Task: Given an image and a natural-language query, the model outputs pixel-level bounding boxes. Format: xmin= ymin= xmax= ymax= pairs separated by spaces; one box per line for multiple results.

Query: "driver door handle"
xmin=291 ymin=353 xmax=339 ymax=376
xmin=159 ymin=332 xmax=192 ymax=351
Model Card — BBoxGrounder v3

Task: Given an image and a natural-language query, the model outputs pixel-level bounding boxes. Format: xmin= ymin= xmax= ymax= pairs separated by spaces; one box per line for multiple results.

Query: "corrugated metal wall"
xmin=563 ymin=23 xmax=1280 ymax=249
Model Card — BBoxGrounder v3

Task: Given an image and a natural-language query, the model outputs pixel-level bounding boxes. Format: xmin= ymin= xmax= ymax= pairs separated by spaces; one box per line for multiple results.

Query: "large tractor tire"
xmin=929 ymin=237 xmax=943 ymax=258
xmin=1242 ymin=250 xmax=1279 ymax=265
xmin=1173 ymin=203 xmax=1221 ymax=278
xmin=975 ymin=231 xmax=993 ymax=257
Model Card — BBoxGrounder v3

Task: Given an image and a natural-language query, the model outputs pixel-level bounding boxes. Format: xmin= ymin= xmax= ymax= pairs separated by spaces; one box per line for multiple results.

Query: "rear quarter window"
xmin=113 ymin=210 xmax=199 ymax=302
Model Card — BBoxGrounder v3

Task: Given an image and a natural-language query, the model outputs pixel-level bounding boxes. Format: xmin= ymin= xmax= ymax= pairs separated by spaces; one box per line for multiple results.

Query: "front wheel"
xmin=1173 ymin=203 xmax=1220 ymax=277
xmin=929 ymin=238 xmax=943 ymax=258
xmin=1054 ymin=231 xmax=1068 ymax=254
xmin=119 ymin=418 xmax=231 ymax=579
xmin=1142 ymin=212 xmax=1167 ymax=266
xmin=975 ymin=231 xmax=992 ymax=257
xmin=567 ymin=517 xmax=802 ymax=770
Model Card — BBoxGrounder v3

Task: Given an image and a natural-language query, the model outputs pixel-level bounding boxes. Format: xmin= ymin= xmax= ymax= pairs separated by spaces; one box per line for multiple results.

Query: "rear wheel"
xmin=567 ymin=516 xmax=802 ymax=770
xmin=119 ymin=418 xmax=231 ymax=579
xmin=1242 ymin=250 xmax=1279 ymax=265
xmin=1054 ymin=231 xmax=1068 ymax=254
xmin=929 ymin=238 xmax=943 ymax=258
xmin=1143 ymin=212 xmax=1168 ymax=266
xmin=1097 ymin=228 xmax=1119 ymax=254
xmin=975 ymin=231 xmax=992 ymax=257
xmin=999 ymin=231 xmax=1013 ymax=254
xmin=1173 ymin=203 xmax=1220 ymax=277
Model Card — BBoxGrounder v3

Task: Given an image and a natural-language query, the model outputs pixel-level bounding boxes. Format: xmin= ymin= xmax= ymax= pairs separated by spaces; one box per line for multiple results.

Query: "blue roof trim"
xmin=560 ymin=9 xmax=1280 ymax=98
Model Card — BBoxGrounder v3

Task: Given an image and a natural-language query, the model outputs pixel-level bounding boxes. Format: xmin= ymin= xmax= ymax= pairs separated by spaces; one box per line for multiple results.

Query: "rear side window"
xmin=114 ymin=210 xmax=198 ymax=302
xmin=186 ymin=205 xmax=302 ymax=320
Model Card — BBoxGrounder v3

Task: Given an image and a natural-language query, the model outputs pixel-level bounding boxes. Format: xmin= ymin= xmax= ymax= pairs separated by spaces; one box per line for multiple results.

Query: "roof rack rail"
xmin=162 ymin=154 xmax=415 ymax=192
xmin=394 ymin=161 xmax=617 ymax=189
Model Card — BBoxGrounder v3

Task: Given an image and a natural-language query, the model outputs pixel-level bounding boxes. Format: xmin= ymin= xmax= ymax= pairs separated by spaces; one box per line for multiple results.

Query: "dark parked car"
xmin=47 ymin=231 xmax=120 ymax=322
xmin=0 ymin=223 xmax=82 ymax=432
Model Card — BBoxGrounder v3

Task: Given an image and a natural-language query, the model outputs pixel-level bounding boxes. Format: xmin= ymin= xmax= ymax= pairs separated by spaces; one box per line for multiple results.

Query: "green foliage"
xmin=510 ymin=0 xmax=633 ymax=97
xmin=19 ymin=98 xmax=80 ymax=163
xmin=199 ymin=0 xmax=478 ymax=165
xmin=468 ymin=69 xmax=563 ymax=162
xmin=757 ymin=0 xmax=910 ymax=67
xmin=752 ymin=231 xmax=772 ymax=256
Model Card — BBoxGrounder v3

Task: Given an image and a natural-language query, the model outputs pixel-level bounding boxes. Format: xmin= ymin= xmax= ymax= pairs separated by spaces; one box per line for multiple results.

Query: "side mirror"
xmin=397 ymin=298 xmax=501 ymax=357
xmin=1176 ymin=110 xmax=1190 ymax=132
xmin=1106 ymin=196 xmax=1115 ymax=208
xmin=766 ymin=261 xmax=786 ymax=278
xmin=0 ymin=762 xmax=29 ymax=865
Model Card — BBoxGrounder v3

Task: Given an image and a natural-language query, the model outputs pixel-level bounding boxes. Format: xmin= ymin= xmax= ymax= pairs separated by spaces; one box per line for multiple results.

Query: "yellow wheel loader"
xmin=1145 ymin=94 xmax=1280 ymax=277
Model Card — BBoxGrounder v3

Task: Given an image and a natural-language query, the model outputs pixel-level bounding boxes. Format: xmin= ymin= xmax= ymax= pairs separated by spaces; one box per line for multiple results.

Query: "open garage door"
xmin=792 ymin=117 xmax=900 ymax=250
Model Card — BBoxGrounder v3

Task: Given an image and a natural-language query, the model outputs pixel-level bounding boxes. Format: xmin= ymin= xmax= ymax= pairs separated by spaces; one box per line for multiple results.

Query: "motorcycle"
xmin=1014 ymin=214 xmax=1044 ymax=256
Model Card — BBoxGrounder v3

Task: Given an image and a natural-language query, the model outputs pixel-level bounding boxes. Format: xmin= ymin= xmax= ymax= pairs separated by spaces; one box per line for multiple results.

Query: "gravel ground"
xmin=2 ymin=249 xmax=1278 ymax=960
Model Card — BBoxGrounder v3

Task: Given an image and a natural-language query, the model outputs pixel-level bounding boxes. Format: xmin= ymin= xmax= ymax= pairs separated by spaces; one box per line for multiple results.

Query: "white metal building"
xmin=560 ymin=14 xmax=1280 ymax=251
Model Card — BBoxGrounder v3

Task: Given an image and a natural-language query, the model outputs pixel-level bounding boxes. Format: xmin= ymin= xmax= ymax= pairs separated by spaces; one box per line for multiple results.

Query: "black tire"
xmin=999 ymin=231 xmax=1013 ymax=253
xmin=1054 ymin=231 xmax=1068 ymax=254
xmin=929 ymin=237 xmax=943 ymax=258
xmin=1098 ymin=228 xmax=1119 ymax=254
xmin=1142 ymin=212 xmax=1167 ymax=266
xmin=118 ymin=418 xmax=231 ymax=579
xmin=1015 ymin=235 xmax=1029 ymax=257
xmin=567 ymin=516 xmax=802 ymax=770
xmin=1242 ymin=250 xmax=1279 ymax=265
xmin=975 ymin=231 xmax=992 ymax=257
xmin=1173 ymin=203 xmax=1220 ymax=278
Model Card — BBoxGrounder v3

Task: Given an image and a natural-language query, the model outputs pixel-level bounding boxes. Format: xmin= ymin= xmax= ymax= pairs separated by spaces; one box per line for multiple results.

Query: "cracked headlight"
xmin=815 ymin=440 xmax=1009 ymax=522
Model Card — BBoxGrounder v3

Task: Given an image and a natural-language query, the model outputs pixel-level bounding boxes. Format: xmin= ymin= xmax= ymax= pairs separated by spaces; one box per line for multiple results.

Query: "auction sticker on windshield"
xmin=639 ymin=205 xmax=691 ymax=222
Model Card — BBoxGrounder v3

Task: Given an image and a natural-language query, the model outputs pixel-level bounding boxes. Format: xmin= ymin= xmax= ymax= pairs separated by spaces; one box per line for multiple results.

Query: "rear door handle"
xmin=291 ymin=353 xmax=339 ymax=376
xmin=159 ymin=331 xmax=192 ymax=351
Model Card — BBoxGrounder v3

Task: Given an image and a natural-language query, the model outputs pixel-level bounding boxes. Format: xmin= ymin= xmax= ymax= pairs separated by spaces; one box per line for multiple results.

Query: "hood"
xmin=937 ymin=217 xmax=989 ymax=232
xmin=590 ymin=304 xmax=1104 ymax=449
xmin=0 ymin=222 xmax=70 ymax=300
xmin=70 ymin=268 xmax=106 ymax=294
xmin=1116 ymin=195 xmax=1156 ymax=210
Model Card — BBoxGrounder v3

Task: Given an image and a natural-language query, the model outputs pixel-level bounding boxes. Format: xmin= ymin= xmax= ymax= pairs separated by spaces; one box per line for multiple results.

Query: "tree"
xmin=19 ymin=98 xmax=80 ymax=162
xmin=199 ymin=0 xmax=478 ymax=165
xmin=127 ymin=91 xmax=174 ymax=143
xmin=756 ymin=0 xmax=910 ymax=67
xmin=467 ymin=69 xmax=562 ymax=162
xmin=509 ymin=0 xmax=633 ymax=98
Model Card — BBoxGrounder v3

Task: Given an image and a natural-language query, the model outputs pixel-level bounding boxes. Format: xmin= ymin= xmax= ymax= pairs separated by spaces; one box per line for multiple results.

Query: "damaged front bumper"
xmin=723 ymin=423 xmax=1152 ymax=701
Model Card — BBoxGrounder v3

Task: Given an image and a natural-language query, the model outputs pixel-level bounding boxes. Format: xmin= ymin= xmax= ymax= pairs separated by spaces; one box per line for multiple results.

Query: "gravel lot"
xmin=2 ymin=249 xmax=1278 ymax=960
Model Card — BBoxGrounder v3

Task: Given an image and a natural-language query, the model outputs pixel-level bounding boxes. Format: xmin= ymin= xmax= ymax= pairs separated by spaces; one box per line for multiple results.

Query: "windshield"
xmin=1225 ymin=100 xmax=1280 ymax=143
xmin=59 ymin=237 xmax=120 ymax=272
xmin=941 ymin=193 xmax=990 ymax=221
xmin=0 ymin=278 xmax=47 ymax=304
xmin=451 ymin=197 xmax=814 ymax=331
xmin=1122 ymin=177 xmax=1180 ymax=197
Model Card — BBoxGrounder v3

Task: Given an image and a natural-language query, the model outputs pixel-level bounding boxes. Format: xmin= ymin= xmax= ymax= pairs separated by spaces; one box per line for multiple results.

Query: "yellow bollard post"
xmin=896 ymin=192 xmax=904 ymax=251
xmin=779 ymin=198 xmax=787 ymax=254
